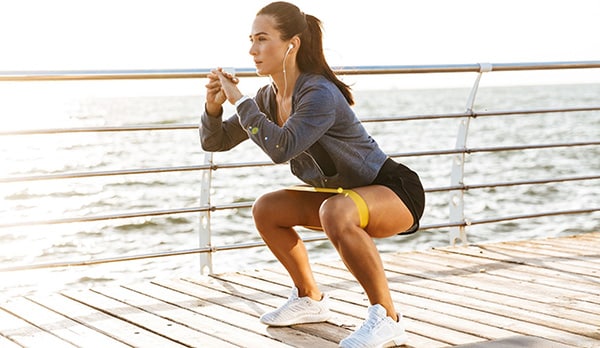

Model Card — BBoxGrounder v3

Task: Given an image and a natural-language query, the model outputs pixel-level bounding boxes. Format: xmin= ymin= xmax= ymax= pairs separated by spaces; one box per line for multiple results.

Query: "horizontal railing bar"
xmin=0 ymin=124 xmax=199 ymax=136
xmin=0 ymin=165 xmax=211 ymax=183
xmin=0 ymin=248 xmax=218 ymax=271
xmin=426 ymin=174 xmax=600 ymax=193
xmin=3 ymin=174 xmax=597 ymax=228
xmin=2 ymin=105 xmax=598 ymax=137
xmin=0 ymin=202 xmax=253 ymax=229
xmin=2 ymin=206 xmax=597 ymax=272
xmin=468 ymin=207 xmax=600 ymax=226
xmin=0 ymin=69 xmax=214 ymax=82
xmin=362 ymin=105 xmax=600 ymax=123
xmin=339 ymin=61 xmax=600 ymax=75
xmin=487 ymin=61 xmax=600 ymax=72
xmin=389 ymin=140 xmax=600 ymax=158
xmin=3 ymin=141 xmax=598 ymax=184
xmin=2 ymin=61 xmax=600 ymax=81
xmin=464 ymin=140 xmax=600 ymax=154
xmin=465 ymin=175 xmax=600 ymax=190
xmin=472 ymin=106 xmax=600 ymax=117
xmin=0 ymin=238 xmax=317 ymax=272
xmin=0 ymin=161 xmax=278 ymax=183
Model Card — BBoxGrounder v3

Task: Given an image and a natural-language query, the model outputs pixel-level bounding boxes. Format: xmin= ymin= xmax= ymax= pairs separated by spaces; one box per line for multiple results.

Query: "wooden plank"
xmin=0 ymin=334 xmax=21 ymax=348
xmin=517 ymin=234 xmax=600 ymax=253
xmin=0 ymin=305 xmax=77 ymax=347
xmin=1 ymin=232 xmax=599 ymax=348
xmin=154 ymin=278 xmax=338 ymax=347
xmin=381 ymin=267 xmax=600 ymax=347
xmin=405 ymin=249 xmax=600 ymax=316
xmin=63 ymin=288 xmax=233 ymax=348
xmin=211 ymin=269 xmax=478 ymax=347
xmin=125 ymin=281 xmax=293 ymax=347
xmin=263 ymin=266 xmax=508 ymax=347
xmin=312 ymin=259 xmax=599 ymax=347
xmin=531 ymin=237 xmax=600 ymax=255
xmin=29 ymin=293 xmax=183 ymax=347
xmin=454 ymin=335 xmax=573 ymax=348
xmin=440 ymin=243 xmax=599 ymax=282
xmin=493 ymin=239 xmax=600 ymax=263
xmin=184 ymin=274 xmax=346 ymax=346
xmin=97 ymin=284 xmax=292 ymax=348
xmin=207 ymin=270 xmax=378 ymax=341
xmin=438 ymin=243 xmax=600 ymax=288
xmin=416 ymin=246 xmax=600 ymax=294
xmin=568 ymin=232 xmax=600 ymax=243
xmin=480 ymin=243 xmax=600 ymax=272
xmin=380 ymin=252 xmax=600 ymax=335
xmin=1 ymin=296 xmax=128 ymax=348
xmin=303 ymin=263 xmax=502 ymax=346
xmin=227 ymin=270 xmax=397 ymax=344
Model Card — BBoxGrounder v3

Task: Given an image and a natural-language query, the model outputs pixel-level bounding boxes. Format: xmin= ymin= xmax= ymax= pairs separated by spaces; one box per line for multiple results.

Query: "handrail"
xmin=2 ymin=173 xmax=598 ymax=229
xmin=2 ymin=60 xmax=600 ymax=81
xmin=0 ymin=202 xmax=249 ymax=228
xmin=2 ymin=105 xmax=599 ymax=137
xmin=0 ymin=124 xmax=199 ymax=136
xmin=1 ymin=61 xmax=598 ymax=274
xmin=1 ymin=206 xmax=597 ymax=273
xmin=2 ymin=141 xmax=599 ymax=184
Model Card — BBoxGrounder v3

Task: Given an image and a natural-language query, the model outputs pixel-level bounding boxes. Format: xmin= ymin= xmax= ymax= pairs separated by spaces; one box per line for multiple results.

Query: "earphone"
xmin=278 ymin=43 xmax=294 ymax=123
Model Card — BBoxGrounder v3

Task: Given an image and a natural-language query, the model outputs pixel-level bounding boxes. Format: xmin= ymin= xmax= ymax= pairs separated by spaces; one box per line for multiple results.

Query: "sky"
xmin=1 ymin=0 xmax=599 ymax=89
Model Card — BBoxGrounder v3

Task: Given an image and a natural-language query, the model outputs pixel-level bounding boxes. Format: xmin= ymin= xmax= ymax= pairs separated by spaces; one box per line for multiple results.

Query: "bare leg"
xmin=327 ymin=222 xmax=396 ymax=318
xmin=320 ymin=185 xmax=414 ymax=320
xmin=252 ymin=189 xmax=331 ymax=300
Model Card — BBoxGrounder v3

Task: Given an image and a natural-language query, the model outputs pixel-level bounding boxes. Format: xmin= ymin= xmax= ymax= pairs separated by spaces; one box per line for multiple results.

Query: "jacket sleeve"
xmin=235 ymin=83 xmax=335 ymax=163
xmin=199 ymin=106 xmax=249 ymax=152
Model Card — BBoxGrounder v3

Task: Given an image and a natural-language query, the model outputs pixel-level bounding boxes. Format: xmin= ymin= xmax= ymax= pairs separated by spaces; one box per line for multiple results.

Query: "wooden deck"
xmin=1 ymin=232 xmax=599 ymax=347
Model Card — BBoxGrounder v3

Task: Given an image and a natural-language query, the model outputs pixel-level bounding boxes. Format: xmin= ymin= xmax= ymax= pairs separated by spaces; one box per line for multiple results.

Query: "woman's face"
xmin=249 ymin=14 xmax=288 ymax=76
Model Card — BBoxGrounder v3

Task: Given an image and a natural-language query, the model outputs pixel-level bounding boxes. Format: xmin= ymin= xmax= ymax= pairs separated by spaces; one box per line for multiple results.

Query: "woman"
xmin=201 ymin=2 xmax=425 ymax=347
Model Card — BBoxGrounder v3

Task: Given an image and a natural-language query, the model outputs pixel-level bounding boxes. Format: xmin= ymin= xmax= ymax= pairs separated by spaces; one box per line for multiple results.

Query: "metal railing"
xmin=1 ymin=61 xmax=599 ymax=274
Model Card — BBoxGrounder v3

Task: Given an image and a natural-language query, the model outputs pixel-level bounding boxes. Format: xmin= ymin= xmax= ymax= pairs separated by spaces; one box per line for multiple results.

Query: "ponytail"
xmin=257 ymin=2 xmax=354 ymax=105
xmin=298 ymin=15 xmax=354 ymax=105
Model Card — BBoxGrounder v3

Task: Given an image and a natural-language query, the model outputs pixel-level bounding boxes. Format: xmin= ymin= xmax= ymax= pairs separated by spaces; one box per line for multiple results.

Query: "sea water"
xmin=1 ymin=81 xmax=598 ymax=296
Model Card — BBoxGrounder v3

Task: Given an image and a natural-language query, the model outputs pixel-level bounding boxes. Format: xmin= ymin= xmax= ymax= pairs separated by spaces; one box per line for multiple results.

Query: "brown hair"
xmin=257 ymin=1 xmax=354 ymax=105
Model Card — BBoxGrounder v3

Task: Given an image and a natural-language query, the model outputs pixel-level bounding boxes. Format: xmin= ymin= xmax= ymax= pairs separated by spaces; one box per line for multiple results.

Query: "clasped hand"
xmin=205 ymin=68 xmax=242 ymax=109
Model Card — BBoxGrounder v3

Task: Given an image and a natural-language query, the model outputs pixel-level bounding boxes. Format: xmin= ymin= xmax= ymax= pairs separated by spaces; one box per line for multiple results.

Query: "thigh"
xmin=253 ymin=189 xmax=332 ymax=229
xmin=352 ymin=185 xmax=414 ymax=238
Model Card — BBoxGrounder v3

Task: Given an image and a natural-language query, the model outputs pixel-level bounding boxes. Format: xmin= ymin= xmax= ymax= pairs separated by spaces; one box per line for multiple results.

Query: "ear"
xmin=290 ymin=36 xmax=301 ymax=51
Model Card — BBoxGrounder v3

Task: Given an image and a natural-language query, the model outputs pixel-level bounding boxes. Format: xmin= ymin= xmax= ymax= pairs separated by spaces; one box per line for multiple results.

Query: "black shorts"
xmin=372 ymin=158 xmax=425 ymax=234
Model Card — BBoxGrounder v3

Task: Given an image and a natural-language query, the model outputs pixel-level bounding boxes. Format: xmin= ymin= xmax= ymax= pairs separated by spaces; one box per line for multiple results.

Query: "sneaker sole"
xmin=341 ymin=332 xmax=408 ymax=348
xmin=383 ymin=333 xmax=408 ymax=347
xmin=260 ymin=313 xmax=331 ymax=327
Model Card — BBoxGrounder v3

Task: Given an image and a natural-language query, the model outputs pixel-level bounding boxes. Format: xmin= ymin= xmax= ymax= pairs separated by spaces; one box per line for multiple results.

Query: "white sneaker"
xmin=339 ymin=304 xmax=408 ymax=348
xmin=260 ymin=287 xmax=331 ymax=326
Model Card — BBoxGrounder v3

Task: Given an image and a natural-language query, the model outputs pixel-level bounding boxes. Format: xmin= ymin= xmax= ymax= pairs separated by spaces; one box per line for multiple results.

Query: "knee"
xmin=252 ymin=191 xmax=276 ymax=231
xmin=319 ymin=197 xmax=354 ymax=241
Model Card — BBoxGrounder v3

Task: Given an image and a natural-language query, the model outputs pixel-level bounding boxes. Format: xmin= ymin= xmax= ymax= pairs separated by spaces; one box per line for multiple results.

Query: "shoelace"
xmin=282 ymin=293 xmax=309 ymax=312
xmin=283 ymin=294 xmax=299 ymax=307
xmin=358 ymin=314 xmax=384 ymax=333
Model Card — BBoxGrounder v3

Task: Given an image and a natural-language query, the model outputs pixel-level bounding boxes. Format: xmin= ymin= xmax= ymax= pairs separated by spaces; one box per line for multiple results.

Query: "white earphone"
xmin=278 ymin=43 xmax=294 ymax=123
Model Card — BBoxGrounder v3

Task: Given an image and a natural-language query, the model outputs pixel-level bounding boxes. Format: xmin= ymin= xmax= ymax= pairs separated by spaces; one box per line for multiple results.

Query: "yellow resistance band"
xmin=286 ymin=185 xmax=370 ymax=229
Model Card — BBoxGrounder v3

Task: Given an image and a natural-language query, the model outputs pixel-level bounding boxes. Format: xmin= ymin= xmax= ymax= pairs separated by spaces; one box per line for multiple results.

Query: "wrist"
xmin=205 ymin=102 xmax=223 ymax=117
xmin=234 ymin=95 xmax=251 ymax=108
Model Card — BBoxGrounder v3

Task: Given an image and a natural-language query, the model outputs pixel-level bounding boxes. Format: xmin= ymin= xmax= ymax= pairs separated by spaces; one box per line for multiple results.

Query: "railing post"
xmin=449 ymin=63 xmax=492 ymax=245
xmin=198 ymin=152 xmax=214 ymax=274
